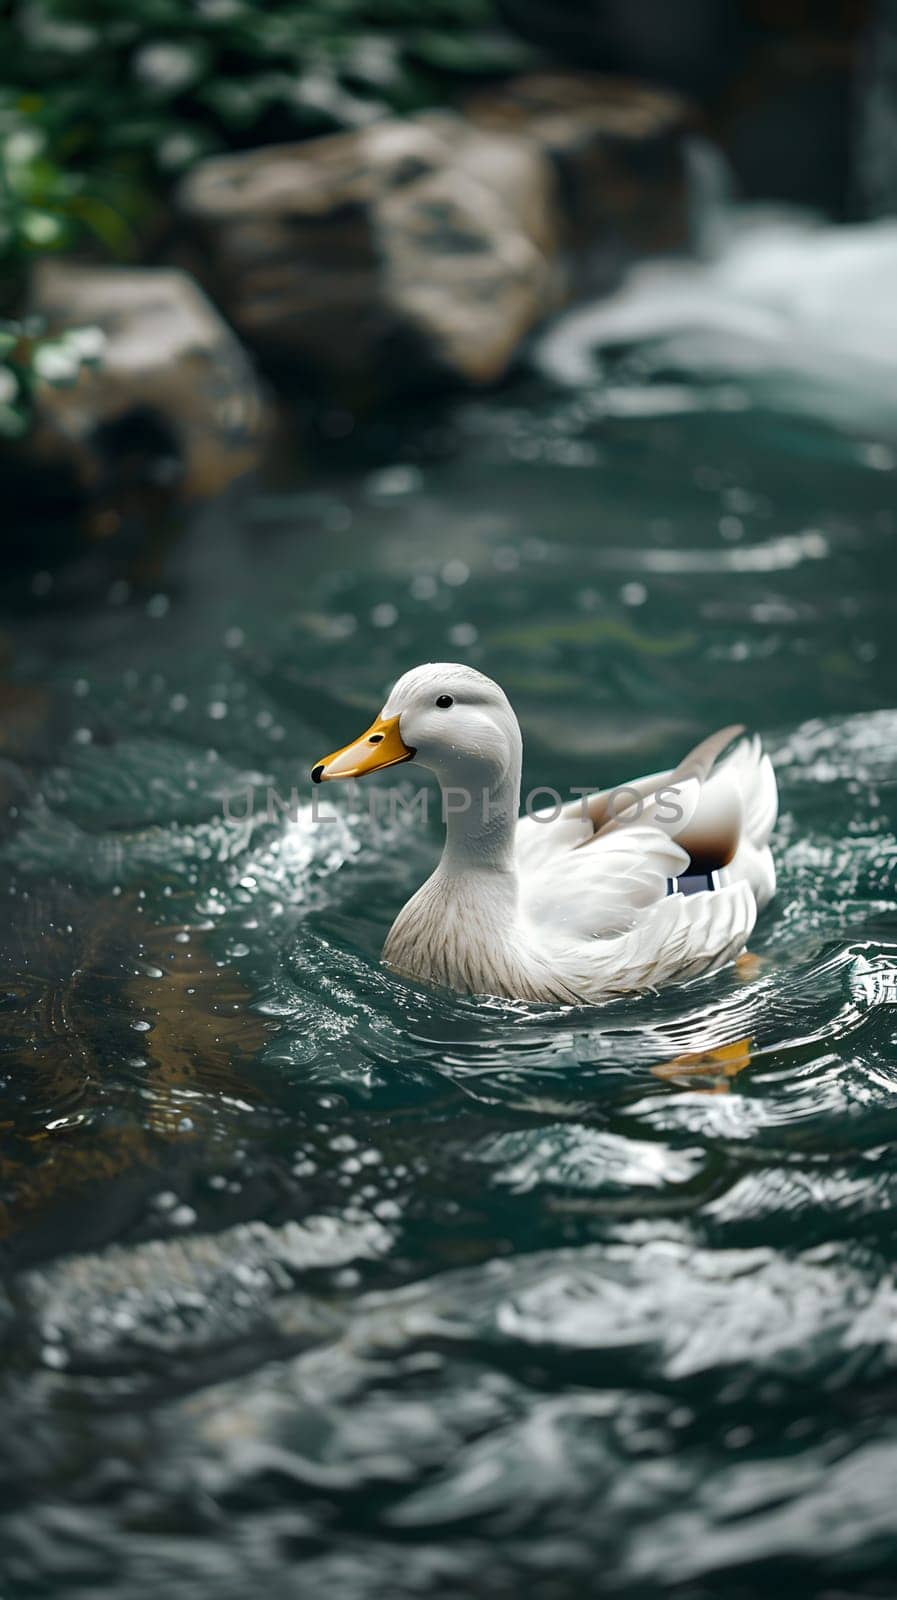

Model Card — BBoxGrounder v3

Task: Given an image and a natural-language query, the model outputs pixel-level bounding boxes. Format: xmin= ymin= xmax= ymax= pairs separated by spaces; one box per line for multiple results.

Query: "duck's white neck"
xmin=436 ymin=749 xmax=522 ymax=876
xmin=382 ymin=732 xmax=527 ymax=994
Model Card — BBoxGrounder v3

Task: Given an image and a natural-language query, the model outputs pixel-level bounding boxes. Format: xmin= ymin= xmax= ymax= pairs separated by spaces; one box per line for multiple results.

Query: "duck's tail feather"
xmin=670 ymin=726 xmax=777 ymax=879
xmin=721 ymin=733 xmax=778 ymax=848
xmin=671 ymin=723 xmax=745 ymax=786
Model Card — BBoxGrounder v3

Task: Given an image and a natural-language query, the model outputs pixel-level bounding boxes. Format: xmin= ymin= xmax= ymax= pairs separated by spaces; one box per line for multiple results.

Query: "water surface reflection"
xmin=2 ymin=272 xmax=897 ymax=1595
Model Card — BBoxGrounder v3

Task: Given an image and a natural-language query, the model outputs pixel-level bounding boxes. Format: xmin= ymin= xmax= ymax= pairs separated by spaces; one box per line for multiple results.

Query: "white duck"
xmin=311 ymin=663 xmax=777 ymax=1004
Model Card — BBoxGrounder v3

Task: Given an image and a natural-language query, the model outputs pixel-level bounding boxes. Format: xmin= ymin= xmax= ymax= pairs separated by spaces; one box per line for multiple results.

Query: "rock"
xmin=25 ymin=263 xmax=269 ymax=504
xmin=465 ymin=72 xmax=693 ymax=283
xmin=178 ymin=113 xmax=562 ymax=394
xmin=497 ymin=5 xmax=871 ymax=218
xmin=177 ymin=83 xmax=694 ymax=397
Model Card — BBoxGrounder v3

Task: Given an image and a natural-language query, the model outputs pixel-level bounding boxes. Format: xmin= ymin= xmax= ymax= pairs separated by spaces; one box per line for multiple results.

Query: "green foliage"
xmin=0 ymin=0 xmax=533 ymax=436
xmin=0 ymin=318 xmax=105 ymax=439
xmin=0 ymin=94 xmax=137 ymax=295
xmin=0 ymin=0 xmax=532 ymax=279
xmin=0 ymin=0 xmax=530 ymax=236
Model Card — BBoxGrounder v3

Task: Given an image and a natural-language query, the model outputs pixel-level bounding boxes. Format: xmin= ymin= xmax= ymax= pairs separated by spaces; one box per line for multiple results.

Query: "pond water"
xmin=2 ymin=214 xmax=897 ymax=1598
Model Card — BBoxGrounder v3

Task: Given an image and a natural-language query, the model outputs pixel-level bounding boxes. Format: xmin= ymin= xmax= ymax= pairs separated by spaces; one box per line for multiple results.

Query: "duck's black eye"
xmin=435 ymin=694 xmax=454 ymax=709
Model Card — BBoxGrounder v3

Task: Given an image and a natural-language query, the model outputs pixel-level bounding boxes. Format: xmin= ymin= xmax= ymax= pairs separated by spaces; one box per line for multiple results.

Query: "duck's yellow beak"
xmin=311 ymin=713 xmax=415 ymax=783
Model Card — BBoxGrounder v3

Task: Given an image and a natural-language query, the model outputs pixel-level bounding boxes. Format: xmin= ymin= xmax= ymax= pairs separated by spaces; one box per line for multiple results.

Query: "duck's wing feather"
xmin=530 ymin=877 xmax=758 ymax=1001
xmin=515 ymin=767 xmax=702 ymax=875
xmin=570 ymin=879 xmax=758 ymax=999
xmin=516 ymin=724 xmax=774 ymax=876
xmin=517 ymin=763 xmax=705 ymax=939
xmin=520 ymin=818 xmax=691 ymax=939
xmin=516 ymin=724 xmax=776 ymax=947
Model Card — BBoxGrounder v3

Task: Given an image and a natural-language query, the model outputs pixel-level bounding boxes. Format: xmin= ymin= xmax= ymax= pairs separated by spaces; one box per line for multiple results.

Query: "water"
xmin=2 ymin=213 xmax=897 ymax=1598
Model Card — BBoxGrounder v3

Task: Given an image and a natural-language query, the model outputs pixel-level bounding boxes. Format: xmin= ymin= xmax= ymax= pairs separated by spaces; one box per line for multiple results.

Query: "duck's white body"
xmin=314 ymin=664 xmax=777 ymax=1004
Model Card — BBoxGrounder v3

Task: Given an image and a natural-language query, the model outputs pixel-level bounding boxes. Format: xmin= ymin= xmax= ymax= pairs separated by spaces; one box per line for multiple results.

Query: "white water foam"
xmin=536 ymin=207 xmax=897 ymax=436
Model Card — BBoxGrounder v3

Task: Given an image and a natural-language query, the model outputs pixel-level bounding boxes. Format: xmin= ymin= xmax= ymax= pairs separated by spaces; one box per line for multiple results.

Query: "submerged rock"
xmin=178 ymin=113 xmax=561 ymax=394
xmin=24 ymin=263 xmax=269 ymax=506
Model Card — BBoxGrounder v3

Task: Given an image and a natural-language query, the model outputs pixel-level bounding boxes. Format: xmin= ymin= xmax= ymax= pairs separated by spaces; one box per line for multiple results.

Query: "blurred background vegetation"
xmin=0 ymin=0 xmax=884 ymax=451
xmin=0 ymin=0 xmax=533 ymax=435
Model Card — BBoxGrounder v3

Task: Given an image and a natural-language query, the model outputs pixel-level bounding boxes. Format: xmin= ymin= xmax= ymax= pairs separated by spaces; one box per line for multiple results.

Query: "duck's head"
xmin=311 ymin=663 xmax=521 ymax=788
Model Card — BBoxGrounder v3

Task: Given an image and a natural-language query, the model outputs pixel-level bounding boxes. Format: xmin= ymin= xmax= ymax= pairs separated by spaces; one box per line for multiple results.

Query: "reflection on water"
xmin=2 ymin=221 xmax=897 ymax=1595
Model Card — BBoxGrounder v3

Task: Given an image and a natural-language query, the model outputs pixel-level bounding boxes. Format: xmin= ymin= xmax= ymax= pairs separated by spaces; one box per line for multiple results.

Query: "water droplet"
xmin=365 ymin=464 xmax=422 ymax=499
xmin=448 ymin=622 xmax=478 ymax=647
xmin=441 ymin=559 xmax=470 ymax=587
xmin=719 ymin=515 xmax=743 ymax=541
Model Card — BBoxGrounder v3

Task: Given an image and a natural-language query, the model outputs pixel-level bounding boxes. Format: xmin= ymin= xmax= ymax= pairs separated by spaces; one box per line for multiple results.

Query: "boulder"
xmin=496 ymin=3 xmax=871 ymax=219
xmin=465 ymin=72 xmax=693 ymax=283
xmin=25 ymin=263 xmax=269 ymax=505
xmin=177 ymin=113 xmax=563 ymax=394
